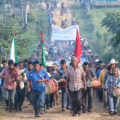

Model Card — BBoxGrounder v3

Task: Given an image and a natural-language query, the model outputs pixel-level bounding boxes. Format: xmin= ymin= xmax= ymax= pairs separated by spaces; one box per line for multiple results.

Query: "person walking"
xmin=0 ymin=60 xmax=19 ymax=112
xmin=27 ymin=61 xmax=49 ymax=118
xmin=65 ymin=56 xmax=86 ymax=116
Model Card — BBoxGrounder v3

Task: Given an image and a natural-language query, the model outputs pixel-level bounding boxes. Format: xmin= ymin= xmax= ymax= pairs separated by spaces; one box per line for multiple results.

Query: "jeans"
xmin=15 ymin=87 xmax=25 ymax=109
xmin=32 ymin=89 xmax=45 ymax=116
xmin=108 ymin=94 xmax=119 ymax=112
xmin=69 ymin=89 xmax=82 ymax=114
xmin=61 ymin=87 xmax=71 ymax=109
xmin=4 ymin=88 xmax=16 ymax=109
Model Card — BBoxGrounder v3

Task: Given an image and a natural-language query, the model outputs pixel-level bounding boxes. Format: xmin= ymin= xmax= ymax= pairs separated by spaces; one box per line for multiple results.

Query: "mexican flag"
xmin=40 ymin=42 xmax=46 ymax=69
xmin=9 ymin=37 xmax=18 ymax=63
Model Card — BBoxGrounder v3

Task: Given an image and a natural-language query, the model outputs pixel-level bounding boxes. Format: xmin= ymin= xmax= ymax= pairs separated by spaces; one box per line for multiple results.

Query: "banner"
xmin=51 ymin=25 xmax=79 ymax=41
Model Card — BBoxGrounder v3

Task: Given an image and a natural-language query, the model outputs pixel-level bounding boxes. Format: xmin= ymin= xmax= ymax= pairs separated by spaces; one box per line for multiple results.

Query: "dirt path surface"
xmin=1 ymin=96 xmax=120 ymax=120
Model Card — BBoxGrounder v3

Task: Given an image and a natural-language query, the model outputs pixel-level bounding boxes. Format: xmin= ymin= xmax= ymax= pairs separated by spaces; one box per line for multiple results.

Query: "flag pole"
xmin=40 ymin=32 xmax=47 ymax=70
xmin=40 ymin=32 xmax=44 ymax=64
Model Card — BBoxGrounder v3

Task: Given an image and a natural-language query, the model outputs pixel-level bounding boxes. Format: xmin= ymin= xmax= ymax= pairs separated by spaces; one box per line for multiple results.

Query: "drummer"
xmin=51 ymin=63 xmax=60 ymax=105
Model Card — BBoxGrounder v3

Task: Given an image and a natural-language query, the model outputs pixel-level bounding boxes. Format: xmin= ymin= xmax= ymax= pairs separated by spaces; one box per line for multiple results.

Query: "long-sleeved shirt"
xmin=105 ymin=75 xmax=120 ymax=95
xmin=0 ymin=68 xmax=19 ymax=89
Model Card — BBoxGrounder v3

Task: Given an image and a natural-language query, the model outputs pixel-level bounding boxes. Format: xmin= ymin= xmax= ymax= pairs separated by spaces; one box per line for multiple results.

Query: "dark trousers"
xmin=82 ymin=87 xmax=93 ymax=111
xmin=15 ymin=87 xmax=25 ymax=109
xmin=45 ymin=94 xmax=50 ymax=108
xmin=98 ymin=87 xmax=103 ymax=101
xmin=69 ymin=89 xmax=82 ymax=114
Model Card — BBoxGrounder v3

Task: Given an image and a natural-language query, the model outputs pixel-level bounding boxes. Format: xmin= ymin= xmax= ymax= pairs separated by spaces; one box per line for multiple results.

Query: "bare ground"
xmin=0 ymin=96 xmax=120 ymax=120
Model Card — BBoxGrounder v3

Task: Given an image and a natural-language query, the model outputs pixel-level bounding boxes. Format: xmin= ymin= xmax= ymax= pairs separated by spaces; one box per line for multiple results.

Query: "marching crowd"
xmin=0 ymin=0 xmax=120 ymax=119
xmin=0 ymin=55 xmax=120 ymax=118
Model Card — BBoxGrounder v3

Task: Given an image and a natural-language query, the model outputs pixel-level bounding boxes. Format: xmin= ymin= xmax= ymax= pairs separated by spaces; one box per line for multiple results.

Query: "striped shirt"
xmin=65 ymin=66 xmax=86 ymax=91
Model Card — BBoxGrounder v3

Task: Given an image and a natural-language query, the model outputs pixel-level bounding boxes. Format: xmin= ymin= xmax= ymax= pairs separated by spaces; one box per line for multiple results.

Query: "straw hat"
xmin=110 ymin=59 xmax=118 ymax=64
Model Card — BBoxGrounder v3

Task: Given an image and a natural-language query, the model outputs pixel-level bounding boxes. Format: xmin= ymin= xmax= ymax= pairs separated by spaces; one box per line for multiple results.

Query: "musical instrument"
xmin=86 ymin=79 xmax=101 ymax=88
xmin=58 ymin=79 xmax=66 ymax=88
xmin=45 ymin=79 xmax=58 ymax=95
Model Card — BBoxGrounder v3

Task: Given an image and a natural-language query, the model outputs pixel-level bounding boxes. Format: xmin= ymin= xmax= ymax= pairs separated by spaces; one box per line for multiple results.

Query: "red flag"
xmin=74 ymin=29 xmax=82 ymax=63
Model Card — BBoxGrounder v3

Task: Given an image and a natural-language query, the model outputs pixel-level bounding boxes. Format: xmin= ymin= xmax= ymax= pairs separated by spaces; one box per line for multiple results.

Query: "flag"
xmin=9 ymin=37 xmax=18 ymax=63
xmin=40 ymin=42 xmax=46 ymax=69
xmin=74 ymin=29 xmax=82 ymax=63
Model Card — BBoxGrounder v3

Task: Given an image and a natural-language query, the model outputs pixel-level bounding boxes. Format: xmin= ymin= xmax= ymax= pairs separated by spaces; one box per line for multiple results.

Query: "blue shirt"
xmin=96 ymin=68 xmax=101 ymax=79
xmin=105 ymin=75 xmax=120 ymax=95
xmin=80 ymin=55 xmax=89 ymax=63
xmin=27 ymin=68 xmax=49 ymax=91
xmin=51 ymin=69 xmax=61 ymax=80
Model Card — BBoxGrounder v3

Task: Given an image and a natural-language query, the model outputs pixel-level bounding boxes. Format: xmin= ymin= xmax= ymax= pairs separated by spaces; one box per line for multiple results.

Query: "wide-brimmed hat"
xmin=46 ymin=61 xmax=53 ymax=67
xmin=110 ymin=59 xmax=118 ymax=64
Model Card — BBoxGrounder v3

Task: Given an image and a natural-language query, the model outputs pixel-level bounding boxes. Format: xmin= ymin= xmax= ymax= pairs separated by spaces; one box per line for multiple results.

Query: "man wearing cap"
xmin=65 ymin=56 xmax=86 ymax=116
xmin=110 ymin=59 xmax=118 ymax=69
xmin=0 ymin=60 xmax=19 ymax=112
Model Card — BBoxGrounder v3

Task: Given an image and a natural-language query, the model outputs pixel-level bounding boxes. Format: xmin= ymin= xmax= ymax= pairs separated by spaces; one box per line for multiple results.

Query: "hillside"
xmin=71 ymin=5 xmax=120 ymax=61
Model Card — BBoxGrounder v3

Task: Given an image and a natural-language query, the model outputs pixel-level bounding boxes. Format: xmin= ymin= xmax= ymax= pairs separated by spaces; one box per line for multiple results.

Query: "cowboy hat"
xmin=110 ymin=59 xmax=118 ymax=64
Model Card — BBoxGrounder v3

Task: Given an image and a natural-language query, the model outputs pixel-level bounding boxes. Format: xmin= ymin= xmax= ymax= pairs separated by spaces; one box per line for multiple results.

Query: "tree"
xmin=102 ymin=12 xmax=120 ymax=47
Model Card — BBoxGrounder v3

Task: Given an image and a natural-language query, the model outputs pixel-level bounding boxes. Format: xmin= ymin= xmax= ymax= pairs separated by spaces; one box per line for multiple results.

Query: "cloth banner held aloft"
xmin=51 ymin=25 xmax=79 ymax=41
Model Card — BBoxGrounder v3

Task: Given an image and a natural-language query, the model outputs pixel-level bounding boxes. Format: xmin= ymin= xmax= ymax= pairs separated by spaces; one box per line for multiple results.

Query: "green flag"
xmin=9 ymin=37 xmax=18 ymax=63
xmin=40 ymin=42 xmax=46 ymax=69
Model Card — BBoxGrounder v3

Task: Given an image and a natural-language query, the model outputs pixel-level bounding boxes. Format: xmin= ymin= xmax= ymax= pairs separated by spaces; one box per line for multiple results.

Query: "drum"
xmin=45 ymin=79 xmax=58 ymax=95
xmin=113 ymin=88 xmax=120 ymax=97
xmin=91 ymin=80 xmax=101 ymax=88
xmin=58 ymin=79 xmax=66 ymax=88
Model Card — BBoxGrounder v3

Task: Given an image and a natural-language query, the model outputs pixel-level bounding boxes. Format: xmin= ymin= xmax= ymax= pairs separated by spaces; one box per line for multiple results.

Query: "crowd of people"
xmin=0 ymin=56 xmax=120 ymax=118
xmin=0 ymin=0 xmax=120 ymax=119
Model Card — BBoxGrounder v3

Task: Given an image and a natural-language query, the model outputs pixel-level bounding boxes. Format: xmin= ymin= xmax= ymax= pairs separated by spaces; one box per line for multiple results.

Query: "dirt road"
xmin=1 ymin=96 xmax=120 ymax=120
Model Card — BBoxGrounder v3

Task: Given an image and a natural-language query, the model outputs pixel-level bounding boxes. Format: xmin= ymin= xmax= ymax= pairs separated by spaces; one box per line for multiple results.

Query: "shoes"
xmin=72 ymin=113 xmax=77 ymax=116
xmin=109 ymin=111 xmax=114 ymax=115
xmin=82 ymin=110 xmax=86 ymax=113
xmin=19 ymin=107 xmax=22 ymax=111
xmin=46 ymin=106 xmax=50 ymax=109
xmin=114 ymin=112 xmax=117 ymax=115
xmin=62 ymin=108 xmax=65 ymax=111
xmin=5 ymin=107 xmax=8 ymax=111
xmin=88 ymin=109 xmax=91 ymax=112
xmin=35 ymin=114 xmax=41 ymax=118
xmin=66 ymin=106 xmax=71 ymax=110
xmin=78 ymin=111 xmax=80 ymax=116
xmin=9 ymin=109 xmax=12 ymax=112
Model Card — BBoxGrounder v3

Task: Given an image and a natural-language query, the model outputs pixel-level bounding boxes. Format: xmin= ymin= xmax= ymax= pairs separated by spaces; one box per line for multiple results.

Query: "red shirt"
xmin=0 ymin=68 xmax=19 ymax=89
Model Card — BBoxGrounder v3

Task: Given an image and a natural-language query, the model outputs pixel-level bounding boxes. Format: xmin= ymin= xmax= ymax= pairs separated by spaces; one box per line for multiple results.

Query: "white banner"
xmin=51 ymin=25 xmax=79 ymax=41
